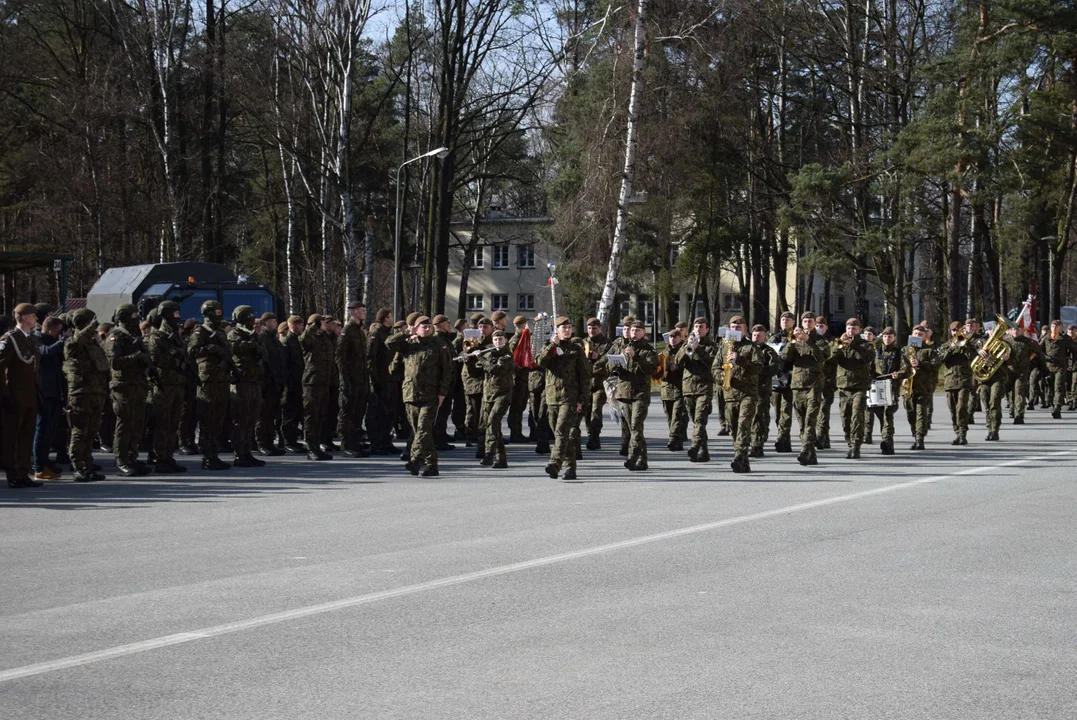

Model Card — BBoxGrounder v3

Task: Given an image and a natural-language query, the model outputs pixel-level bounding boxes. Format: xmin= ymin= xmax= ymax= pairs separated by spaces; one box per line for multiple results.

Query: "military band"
xmin=9 ymin=297 xmax=1077 ymax=490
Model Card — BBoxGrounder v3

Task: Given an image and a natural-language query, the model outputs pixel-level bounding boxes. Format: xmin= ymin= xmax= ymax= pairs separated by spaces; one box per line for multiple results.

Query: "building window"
xmin=492 ymin=294 xmax=509 ymax=311
xmin=470 ymin=247 xmax=484 ymax=268
xmin=492 ymin=245 xmax=510 ymax=268
xmin=466 ymin=294 xmax=484 ymax=311
xmin=518 ymin=245 xmax=535 ymax=268
xmin=671 ymin=296 xmax=681 ymax=323
xmin=723 ymin=294 xmax=740 ymax=311
xmin=618 ymin=298 xmax=631 ymax=320
xmin=835 ymin=295 xmax=846 ymax=312
xmin=518 ymin=294 xmax=535 ymax=311
xmin=638 ymin=295 xmax=654 ymax=325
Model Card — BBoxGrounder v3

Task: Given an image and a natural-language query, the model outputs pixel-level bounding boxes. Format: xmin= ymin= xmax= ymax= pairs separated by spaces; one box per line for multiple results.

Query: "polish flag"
xmin=1016 ymin=295 xmax=1036 ymax=340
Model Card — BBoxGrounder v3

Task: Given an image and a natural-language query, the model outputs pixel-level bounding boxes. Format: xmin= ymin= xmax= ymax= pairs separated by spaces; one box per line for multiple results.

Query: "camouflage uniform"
xmin=337 ymin=317 xmax=369 ymax=454
xmin=814 ymin=338 xmax=838 ymax=449
xmin=781 ymin=332 xmax=830 ymax=462
xmin=751 ymin=342 xmax=781 ymax=454
xmin=188 ymin=302 xmax=234 ymax=469
xmin=537 ymin=335 xmax=589 ymax=476
xmin=870 ymin=343 xmax=907 ymax=454
xmin=833 ymin=336 xmax=875 ymax=454
xmin=1006 ymin=334 xmax=1040 ymax=423
xmin=300 ymin=318 xmax=336 ymax=459
xmin=905 ymin=344 xmax=938 ymax=446
xmin=506 ymin=324 xmax=530 ymax=442
xmin=1040 ymin=331 xmax=1075 ymax=417
xmin=602 ymin=333 xmax=658 ymax=468
xmin=717 ymin=337 xmax=765 ymax=466
xmin=582 ymin=332 xmax=612 ymax=449
xmin=146 ymin=302 xmax=190 ymax=471
xmin=256 ymin=323 xmax=285 ymax=453
xmin=229 ymin=306 xmax=266 ymax=464
xmin=385 ymin=331 xmax=452 ymax=471
xmin=659 ymin=343 xmax=687 ymax=448
xmin=461 ymin=332 xmax=492 ymax=446
xmin=104 ymin=305 xmax=152 ymax=473
xmin=768 ymin=329 xmax=794 ymax=451
xmin=480 ymin=345 xmax=518 ymax=465
xmin=63 ymin=311 xmax=109 ymax=480
xmin=674 ymin=337 xmax=716 ymax=459
xmin=280 ymin=327 xmax=305 ymax=449
xmin=939 ymin=337 xmax=976 ymax=441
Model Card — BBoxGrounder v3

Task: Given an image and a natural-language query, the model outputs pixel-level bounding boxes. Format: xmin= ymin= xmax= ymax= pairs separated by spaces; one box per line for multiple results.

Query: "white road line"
xmin=1 ymin=450 xmax=1073 ymax=683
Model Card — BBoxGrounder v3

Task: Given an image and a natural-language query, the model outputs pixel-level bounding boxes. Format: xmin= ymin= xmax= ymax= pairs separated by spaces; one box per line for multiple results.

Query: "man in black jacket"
xmin=256 ymin=312 xmax=286 ymax=455
xmin=32 ymin=316 xmax=67 ymax=480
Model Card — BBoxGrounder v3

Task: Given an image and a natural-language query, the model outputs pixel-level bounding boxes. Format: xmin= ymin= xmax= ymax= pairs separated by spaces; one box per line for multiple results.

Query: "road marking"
xmin=1 ymin=450 xmax=1073 ymax=683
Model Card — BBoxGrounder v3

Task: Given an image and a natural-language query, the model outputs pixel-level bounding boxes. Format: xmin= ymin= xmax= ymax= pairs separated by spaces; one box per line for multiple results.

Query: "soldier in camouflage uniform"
xmin=527 ymin=317 xmax=551 ymax=455
xmin=462 ymin=317 xmax=493 ymax=453
xmin=63 ymin=309 xmax=109 ymax=482
xmin=674 ymin=317 xmax=716 ymax=463
xmin=537 ymin=317 xmax=589 ymax=480
xmin=300 ymin=314 xmax=335 ymax=461
xmin=338 ymin=302 xmax=371 ymax=457
xmin=833 ymin=317 xmax=875 ymax=459
xmin=769 ymin=312 xmax=795 ymax=453
xmin=229 ymin=305 xmax=267 ymax=467
xmin=781 ymin=312 xmax=830 ymax=466
xmin=479 ymin=330 xmax=517 ymax=468
xmin=813 ymin=317 xmax=837 ymax=450
xmin=1006 ymin=323 xmax=1041 ymax=425
xmin=188 ymin=300 xmax=235 ymax=470
xmin=1040 ymin=319 xmax=1075 ymax=419
xmin=279 ymin=315 xmax=306 ymax=452
xmin=904 ymin=325 xmax=939 ymax=450
xmin=939 ymin=321 xmax=976 ymax=445
xmin=504 ymin=316 xmax=530 ymax=444
xmin=386 ymin=316 xmax=452 ymax=476
xmin=659 ymin=329 xmax=686 ymax=451
xmin=608 ymin=316 xmax=635 ymax=456
xmin=256 ymin=313 xmax=286 ymax=456
xmin=431 ymin=315 xmax=458 ymax=450
xmin=717 ymin=316 xmax=765 ymax=473
xmin=750 ymin=324 xmax=780 ymax=458
xmin=146 ymin=301 xmax=190 ymax=473
xmin=104 ymin=303 xmax=153 ymax=476
xmin=601 ymin=319 xmax=658 ymax=471
xmin=581 ymin=318 xmax=611 ymax=450
xmin=871 ymin=328 xmax=906 ymax=455
xmin=1066 ymin=325 xmax=1077 ymax=410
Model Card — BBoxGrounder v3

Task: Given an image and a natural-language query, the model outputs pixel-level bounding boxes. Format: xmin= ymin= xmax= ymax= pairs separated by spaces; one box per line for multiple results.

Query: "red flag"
xmin=513 ymin=327 xmax=535 ymax=369
xmin=1017 ymin=294 xmax=1036 ymax=339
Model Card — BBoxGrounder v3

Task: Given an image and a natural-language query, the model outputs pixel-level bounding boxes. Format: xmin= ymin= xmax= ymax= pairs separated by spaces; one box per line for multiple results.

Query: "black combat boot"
xmin=562 ymin=468 xmax=577 ymax=481
xmin=202 ymin=457 xmax=231 ymax=471
xmin=749 ymin=446 xmax=763 ymax=458
xmin=480 ymin=453 xmax=494 ymax=466
xmin=544 ymin=463 xmax=559 ymax=479
xmin=586 ymin=435 xmax=600 ymax=451
xmin=420 ymin=465 xmax=439 ymax=477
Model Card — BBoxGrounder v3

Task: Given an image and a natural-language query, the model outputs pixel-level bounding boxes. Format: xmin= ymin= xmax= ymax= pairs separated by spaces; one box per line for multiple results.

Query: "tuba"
xmin=971 ymin=314 xmax=1012 ymax=382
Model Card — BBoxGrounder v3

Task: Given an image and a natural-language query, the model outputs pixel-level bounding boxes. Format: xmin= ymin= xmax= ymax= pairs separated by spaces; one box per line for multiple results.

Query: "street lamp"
xmin=394 ymin=146 xmax=449 ymax=319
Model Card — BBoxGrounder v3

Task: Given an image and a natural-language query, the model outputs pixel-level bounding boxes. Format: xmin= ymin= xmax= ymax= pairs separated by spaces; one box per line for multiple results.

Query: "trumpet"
xmin=952 ymin=331 xmax=967 ymax=348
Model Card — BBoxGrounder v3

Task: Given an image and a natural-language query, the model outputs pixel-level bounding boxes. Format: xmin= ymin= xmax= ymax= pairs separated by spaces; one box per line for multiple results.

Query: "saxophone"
xmin=902 ymin=345 xmax=916 ymax=400
xmin=721 ymin=339 xmax=734 ymax=391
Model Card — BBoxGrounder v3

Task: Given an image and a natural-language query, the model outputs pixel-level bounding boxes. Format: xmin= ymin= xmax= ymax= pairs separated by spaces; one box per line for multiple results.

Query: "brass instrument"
xmin=582 ymin=338 xmax=594 ymax=360
xmin=721 ymin=339 xmax=733 ymax=391
xmin=952 ymin=331 xmax=967 ymax=348
xmin=653 ymin=353 xmax=667 ymax=382
xmin=902 ymin=345 xmax=916 ymax=400
xmin=971 ymin=314 xmax=1012 ymax=382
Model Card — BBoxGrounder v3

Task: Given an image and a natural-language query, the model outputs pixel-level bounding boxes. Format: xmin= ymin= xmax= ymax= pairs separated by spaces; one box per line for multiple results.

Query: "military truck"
xmin=86 ymin=262 xmax=282 ymax=323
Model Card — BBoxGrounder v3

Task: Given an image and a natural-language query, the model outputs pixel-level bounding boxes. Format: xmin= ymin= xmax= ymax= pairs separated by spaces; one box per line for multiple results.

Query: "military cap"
xmin=13 ymin=302 xmax=36 ymax=316
xmin=728 ymin=315 xmax=747 ymax=325
xmin=277 ymin=323 xmax=289 ymax=335
xmin=863 ymin=326 xmax=876 ymax=334
xmin=845 ymin=317 xmax=862 ymax=327
xmin=306 ymin=313 xmax=323 ymax=326
xmin=692 ymin=317 xmax=708 ymax=326
xmin=432 ymin=314 xmax=449 ymax=325
xmin=287 ymin=314 xmax=304 ymax=324
xmin=629 ymin=320 xmax=645 ymax=329
xmin=35 ymin=303 xmax=54 ymax=324
xmin=620 ymin=315 xmax=636 ymax=326
xmin=881 ymin=326 xmax=896 ymax=335
xmin=260 ymin=312 xmax=277 ymax=322
xmin=555 ymin=316 xmax=572 ymax=327
xmin=780 ymin=311 xmax=795 ymax=320
xmin=949 ymin=320 xmax=962 ymax=332
xmin=513 ymin=315 xmax=528 ymax=326
xmin=71 ymin=308 xmax=96 ymax=329
xmin=414 ymin=315 xmax=432 ymax=325
xmin=965 ymin=317 xmax=980 ymax=325
xmin=470 ymin=312 xmax=486 ymax=324
xmin=815 ymin=316 xmax=829 ymax=325
xmin=674 ymin=321 xmax=689 ymax=330
xmin=375 ymin=308 xmax=392 ymax=323
xmin=406 ymin=311 xmax=421 ymax=325
xmin=346 ymin=300 xmax=364 ymax=310
xmin=491 ymin=310 xmax=507 ymax=322
xmin=477 ymin=316 xmax=493 ymax=327
xmin=393 ymin=320 xmax=407 ymax=329
xmin=751 ymin=324 xmax=767 ymax=333
xmin=492 ymin=330 xmax=507 ymax=338
xmin=454 ymin=319 xmax=467 ymax=329
xmin=668 ymin=329 xmax=682 ymax=339
xmin=586 ymin=317 xmax=601 ymax=327
xmin=800 ymin=311 xmax=816 ymax=321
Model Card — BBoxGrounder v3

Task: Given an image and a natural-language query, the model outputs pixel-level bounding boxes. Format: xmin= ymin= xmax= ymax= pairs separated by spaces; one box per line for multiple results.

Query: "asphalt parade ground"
xmin=2 ymin=395 xmax=1075 ymax=719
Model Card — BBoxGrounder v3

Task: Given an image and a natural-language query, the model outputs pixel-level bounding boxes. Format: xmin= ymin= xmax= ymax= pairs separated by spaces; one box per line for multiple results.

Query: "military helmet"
xmin=232 ymin=305 xmax=255 ymax=325
xmin=158 ymin=300 xmax=181 ymax=318
xmin=71 ymin=308 xmax=96 ymax=330
xmin=113 ymin=303 xmax=139 ymax=325
xmin=200 ymin=300 xmax=223 ymax=317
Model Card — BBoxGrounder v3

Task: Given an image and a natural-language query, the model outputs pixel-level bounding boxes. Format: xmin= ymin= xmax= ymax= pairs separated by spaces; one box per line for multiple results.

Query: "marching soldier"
xmin=300 ymin=314 xmax=335 ymax=461
xmin=939 ymin=321 xmax=976 ymax=445
xmin=965 ymin=318 xmax=986 ymax=424
xmin=750 ymin=324 xmax=780 ymax=458
xmin=189 ymin=300 xmax=235 ymax=470
xmin=975 ymin=322 xmax=1010 ymax=442
xmin=904 ymin=324 xmax=938 ymax=449
xmin=105 ymin=303 xmax=154 ymax=476
xmin=367 ymin=309 xmax=398 ymax=454
xmin=431 ymin=314 xmax=458 ymax=450
xmin=582 ymin=318 xmax=612 ymax=450
xmin=62 ymin=309 xmax=108 ymax=482
xmin=717 ymin=316 xmax=764 ymax=473
xmin=462 ymin=316 xmax=493 ymax=454
xmin=861 ymin=325 xmax=878 ymax=444
xmin=1006 ymin=323 xmax=1041 ymax=425
xmin=386 ymin=316 xmax=452 ymax=477
xmin=506 ymin=316 xmax=531 ymax=444
xmin=537 ymin=317 xmax=589 ymax=480
xmin=479 ymin=330 xmax=517 ymax=468
xmin=146 ymin=301 xmax=190 ymax=473
xmin=602 ymin=320 xmax=658 ymax=471
xmin=769 ymin=312 xmax=795 ymax=452
xmin=1040 ymin=319 xmax=1075 ymax=419
xmin=527 ymin=314 xmax=552 ymax=455
xmin=675 ymin=317 xmax=717 ymax=462
xmin=338 ymin=302 xmax=370 ymax=458
xmin=833 ymin=317 xmax=875 ymax=459
xmin=871 ymin=327 xmax=906 ymax=455
xmin=228 ymin=306 xmax=267 ymax=466
xmin=256 ymin=313 xmax=286 ymax=456
xmin=814 ymin=317 xmax=837 ymax=450
xmin=659 ymin=330 xmax=686 ymax=451
xmin=781 ymin=312 xmax=830 ymax=466
xmin=610 ymin=315 xmax=636 ymax=456
xmin=2 ymin=304 xmax=43 ymax=487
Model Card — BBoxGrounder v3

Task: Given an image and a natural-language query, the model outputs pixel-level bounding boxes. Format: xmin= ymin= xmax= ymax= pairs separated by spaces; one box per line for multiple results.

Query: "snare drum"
xmin=868 ymin=378 xmax=895 ymax=407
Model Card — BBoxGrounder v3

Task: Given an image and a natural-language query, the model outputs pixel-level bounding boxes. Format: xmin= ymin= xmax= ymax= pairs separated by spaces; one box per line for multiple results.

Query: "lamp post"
xmin=394 ymin=146 xmax=449 ymax=319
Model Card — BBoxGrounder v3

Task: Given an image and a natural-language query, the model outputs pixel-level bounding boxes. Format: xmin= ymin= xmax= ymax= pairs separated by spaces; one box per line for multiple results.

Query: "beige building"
xmin=446 ymin=214 xmax=889 ymax=330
